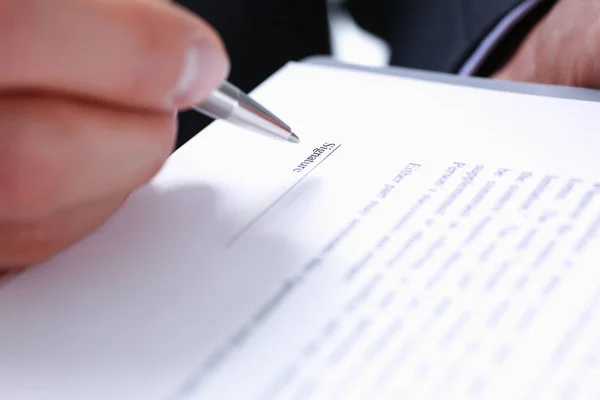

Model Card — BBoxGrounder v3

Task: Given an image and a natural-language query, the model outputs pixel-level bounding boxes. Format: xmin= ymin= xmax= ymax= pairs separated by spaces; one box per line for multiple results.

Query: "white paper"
xmin=1 ymin=62 xmax=600 ymax=399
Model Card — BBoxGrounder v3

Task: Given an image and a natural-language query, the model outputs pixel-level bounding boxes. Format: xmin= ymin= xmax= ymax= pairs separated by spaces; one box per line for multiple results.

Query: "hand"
xmin=0 ymin=0 xmax=229 ymax=268
xmin=494 ymin=0 xmax=600 ymax=88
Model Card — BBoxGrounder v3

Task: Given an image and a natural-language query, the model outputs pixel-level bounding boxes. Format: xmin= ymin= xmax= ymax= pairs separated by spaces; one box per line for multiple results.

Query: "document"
xmin=1 ymin=62 xmax=600 ymax=399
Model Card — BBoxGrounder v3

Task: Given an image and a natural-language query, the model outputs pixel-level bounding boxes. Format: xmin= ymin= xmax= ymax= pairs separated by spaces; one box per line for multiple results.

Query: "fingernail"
xmin=174 ymin=39 xmax=230 ymax=106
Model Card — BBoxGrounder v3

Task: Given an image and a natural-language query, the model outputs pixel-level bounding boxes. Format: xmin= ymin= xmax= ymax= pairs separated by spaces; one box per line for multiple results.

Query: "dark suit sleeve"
xmin=346 ymin=0 xmax=556 ymax=74
xmin=471 ymin=0 xmax=557 ymax=77
xmin=172 ymin=0 xmax=555 ymax=150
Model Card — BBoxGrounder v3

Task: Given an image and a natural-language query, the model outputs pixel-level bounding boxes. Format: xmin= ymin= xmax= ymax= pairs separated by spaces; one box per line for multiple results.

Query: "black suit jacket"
xmin=174 ymin=0 xmax=554 ymax=148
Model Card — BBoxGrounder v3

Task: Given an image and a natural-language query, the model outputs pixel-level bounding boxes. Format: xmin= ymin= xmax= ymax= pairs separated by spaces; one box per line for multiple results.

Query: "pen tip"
xmin=289 ymin=132 xmax=300 ymax=144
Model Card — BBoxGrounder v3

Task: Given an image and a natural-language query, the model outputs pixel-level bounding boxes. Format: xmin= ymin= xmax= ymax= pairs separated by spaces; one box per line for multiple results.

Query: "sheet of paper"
xmin=1 ymin=62 xmax=600 ymax=400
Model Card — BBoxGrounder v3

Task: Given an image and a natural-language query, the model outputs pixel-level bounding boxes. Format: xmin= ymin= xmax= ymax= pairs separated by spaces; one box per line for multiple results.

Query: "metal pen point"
xmin=193 ymin=81 xmax=299 ymax=143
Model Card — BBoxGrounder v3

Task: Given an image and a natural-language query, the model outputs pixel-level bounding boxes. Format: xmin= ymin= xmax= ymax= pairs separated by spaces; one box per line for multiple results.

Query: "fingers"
xmin=0 ymin=0 xmax=229 ymax=111
xmin=0 ymin=93 xmax=176 ymax=220
xmin=0 ymin=0 xmax=229 ymax=268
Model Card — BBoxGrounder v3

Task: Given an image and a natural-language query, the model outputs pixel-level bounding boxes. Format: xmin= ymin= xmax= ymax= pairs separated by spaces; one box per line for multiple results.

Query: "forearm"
xmin=491 ymin=0 xmax=600 ymax=89
xmin=346 ymin=0 xmax=529 ymax=73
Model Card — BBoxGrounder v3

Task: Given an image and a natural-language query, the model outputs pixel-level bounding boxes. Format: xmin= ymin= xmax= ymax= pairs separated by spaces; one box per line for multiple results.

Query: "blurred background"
xmin=328 ymin=0 xmax=391 ymax=67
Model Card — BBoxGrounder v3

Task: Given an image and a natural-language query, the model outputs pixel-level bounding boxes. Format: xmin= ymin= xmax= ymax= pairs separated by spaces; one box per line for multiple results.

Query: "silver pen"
xmin=193 ymin=81 xmax=300 ymax=143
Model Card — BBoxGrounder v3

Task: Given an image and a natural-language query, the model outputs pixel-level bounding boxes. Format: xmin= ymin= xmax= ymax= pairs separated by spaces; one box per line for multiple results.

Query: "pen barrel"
xmin=194 ymin=82 xmax=242 ymax=120
xmin=192 ymin=81 xmax=295 ymax=142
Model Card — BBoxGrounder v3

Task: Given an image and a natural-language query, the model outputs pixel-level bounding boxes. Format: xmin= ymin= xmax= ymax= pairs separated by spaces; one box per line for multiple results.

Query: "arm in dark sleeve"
xmin=464 ymin=0 xmax=558 ymax=77
xmin=346 ymin=0 xmax=557 ymax=75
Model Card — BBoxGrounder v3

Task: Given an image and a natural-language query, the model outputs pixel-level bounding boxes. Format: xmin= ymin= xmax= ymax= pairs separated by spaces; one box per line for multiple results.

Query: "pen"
xmin=193 ymin=81 xmax=300 ymax=143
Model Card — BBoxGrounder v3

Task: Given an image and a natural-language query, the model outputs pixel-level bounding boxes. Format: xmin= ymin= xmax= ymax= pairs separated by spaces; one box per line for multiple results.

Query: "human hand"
xmin=0 ymin=0 xmax=229 ymax=268
xmin=494 ymin=0 xmax=600 ymax=88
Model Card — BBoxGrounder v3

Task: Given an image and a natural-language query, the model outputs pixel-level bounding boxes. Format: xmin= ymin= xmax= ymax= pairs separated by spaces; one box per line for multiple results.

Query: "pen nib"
xmin=288 ymin=132 xmax=300 ymax=144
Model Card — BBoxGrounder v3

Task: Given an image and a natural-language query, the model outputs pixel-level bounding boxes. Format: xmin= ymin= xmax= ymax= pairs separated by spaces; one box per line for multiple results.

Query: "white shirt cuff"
xmin=458 ymin=0 xmax=544 ymax=76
